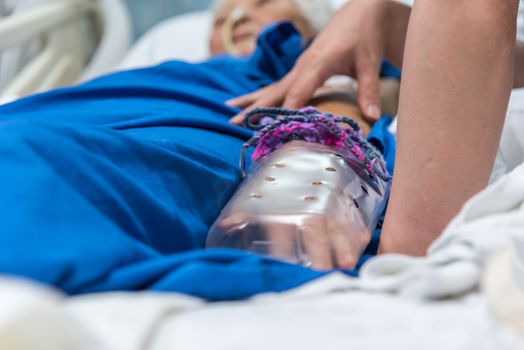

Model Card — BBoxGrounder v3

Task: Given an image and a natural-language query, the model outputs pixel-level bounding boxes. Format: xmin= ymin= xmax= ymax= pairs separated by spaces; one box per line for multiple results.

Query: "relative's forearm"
xmin=514 ymin=41 xmax=524 ymax=88
xmin=383 ymin=1 xmax=411 ymax=68
xmin=381 ymin=0 xmax=519 ymax=255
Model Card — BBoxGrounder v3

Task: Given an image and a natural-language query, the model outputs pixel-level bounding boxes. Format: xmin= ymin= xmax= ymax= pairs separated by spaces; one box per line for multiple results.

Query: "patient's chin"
xmin=235 ymin=40 xmax=257 ymax=57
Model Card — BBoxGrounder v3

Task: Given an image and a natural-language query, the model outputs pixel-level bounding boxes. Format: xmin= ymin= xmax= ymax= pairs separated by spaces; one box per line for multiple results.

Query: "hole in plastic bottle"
xmin=353 ymin=198 xmax=360 ymax=209
xmin=361 ymin=185 xmax=369 ymax=195
xmin=274 ymin=163 xmax=286 ymax=168
xmin=250 ymin=194 xmax=263 ymax=199
xmin=325 ymin=167 xmax=337 ymax=173
xmin=265 ymin=176 xmax=276 ymax=182
xmin=304 ymin=196 xmax=317 ymax=201
xmin=312 ymin=181 xmax=323 ymax=186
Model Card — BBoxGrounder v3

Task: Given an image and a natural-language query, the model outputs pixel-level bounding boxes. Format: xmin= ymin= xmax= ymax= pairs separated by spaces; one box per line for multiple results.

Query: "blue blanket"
xmin=0 ymin=23 xmax=396 ymax=301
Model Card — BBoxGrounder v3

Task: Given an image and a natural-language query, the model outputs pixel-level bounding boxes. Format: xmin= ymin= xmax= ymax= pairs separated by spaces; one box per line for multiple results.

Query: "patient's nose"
xmin=233 ymin=15 xmax=251 ymax=29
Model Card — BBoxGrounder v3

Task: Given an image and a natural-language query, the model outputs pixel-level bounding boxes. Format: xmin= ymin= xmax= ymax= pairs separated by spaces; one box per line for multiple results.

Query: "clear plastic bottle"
xmin=207 ymin=141 xmax=390 ymax=270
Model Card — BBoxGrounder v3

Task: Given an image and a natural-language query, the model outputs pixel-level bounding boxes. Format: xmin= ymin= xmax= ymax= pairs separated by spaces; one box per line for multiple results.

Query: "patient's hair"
xmin=212 ymin=0 xmax=332 ymax=34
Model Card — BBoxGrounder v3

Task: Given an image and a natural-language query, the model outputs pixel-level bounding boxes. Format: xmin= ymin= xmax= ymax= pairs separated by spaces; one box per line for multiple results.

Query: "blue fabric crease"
xmin=0 ymin=23 xmax=397 ymax=301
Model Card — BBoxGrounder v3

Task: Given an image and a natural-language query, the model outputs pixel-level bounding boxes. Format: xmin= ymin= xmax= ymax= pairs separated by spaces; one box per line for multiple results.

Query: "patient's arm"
xmin=311 ymin=78 xmax=400 ymax=135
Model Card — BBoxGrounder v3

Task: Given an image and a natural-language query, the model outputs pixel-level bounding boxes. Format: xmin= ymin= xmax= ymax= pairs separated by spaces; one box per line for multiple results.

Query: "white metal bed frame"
xmin=0 ymin=0 xmax=132 ymax=103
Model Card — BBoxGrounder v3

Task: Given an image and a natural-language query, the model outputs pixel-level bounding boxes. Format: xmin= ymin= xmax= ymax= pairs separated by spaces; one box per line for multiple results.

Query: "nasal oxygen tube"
xmin=221 ymin=5 xmax=246 ymax=56
xmin=206 ymin=107 xmax=391 ymax=269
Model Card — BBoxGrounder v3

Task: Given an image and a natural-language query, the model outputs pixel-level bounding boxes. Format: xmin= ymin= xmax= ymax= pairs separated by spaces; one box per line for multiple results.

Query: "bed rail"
xmin=0 ymin=0 xmax=131 ymax=103
xmin=0 ymin=0 xmax=94 ymax=51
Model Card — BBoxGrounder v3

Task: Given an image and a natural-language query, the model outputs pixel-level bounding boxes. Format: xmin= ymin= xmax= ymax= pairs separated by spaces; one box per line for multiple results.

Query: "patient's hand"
xmin=215 ymin=210 xmax=367 ymax=270
xmin=230 ymin=78 xmax=400 ymax=134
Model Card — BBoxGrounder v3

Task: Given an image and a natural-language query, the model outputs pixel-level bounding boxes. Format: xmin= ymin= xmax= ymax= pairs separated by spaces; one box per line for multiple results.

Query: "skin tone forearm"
xmin=383 ymin=0 xmax=411 ymax=69
xmin=312 ymin=79 xmax=401 ymax=136
xmin=380 ymin=0 xmax=519 ymax=255
xmin=514 ymin=41 xmax=524 ymax=88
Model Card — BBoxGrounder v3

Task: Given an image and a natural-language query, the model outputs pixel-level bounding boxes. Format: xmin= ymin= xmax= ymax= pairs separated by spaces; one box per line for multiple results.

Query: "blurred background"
xmin=0 ymin=0 xmax=521 ymax=101
xmin=125 ymin=0 xmax=212 ymax=39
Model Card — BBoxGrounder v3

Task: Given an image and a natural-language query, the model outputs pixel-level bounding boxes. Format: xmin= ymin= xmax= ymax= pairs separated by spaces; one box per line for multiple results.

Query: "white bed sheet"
xmin=119 ymin=11 xmax=212 ymax=69
xmin=146 ymin=288 xmax=521 ymax=350
xmin=0 ymin=273 xmax=522 ymax=350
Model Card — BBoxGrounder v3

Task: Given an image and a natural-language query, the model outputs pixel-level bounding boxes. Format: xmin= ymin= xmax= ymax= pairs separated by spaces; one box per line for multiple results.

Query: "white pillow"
xmin=120 ymin=11 xmax=212 ymax=69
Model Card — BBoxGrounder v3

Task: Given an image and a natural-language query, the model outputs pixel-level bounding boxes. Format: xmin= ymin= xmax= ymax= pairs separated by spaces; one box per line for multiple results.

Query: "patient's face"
xmin=210 ymin=0 xmax=314 ymax=56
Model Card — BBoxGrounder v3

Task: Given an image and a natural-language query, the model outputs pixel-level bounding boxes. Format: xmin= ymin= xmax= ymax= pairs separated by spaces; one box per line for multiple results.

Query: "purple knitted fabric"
xmin=241 ymin=107 xmax=389 ymax=180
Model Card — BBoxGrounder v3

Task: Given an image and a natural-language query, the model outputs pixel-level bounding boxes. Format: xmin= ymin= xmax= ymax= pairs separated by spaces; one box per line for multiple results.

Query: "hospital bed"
xmin=0 ymin=1 xmax=524 ymax=349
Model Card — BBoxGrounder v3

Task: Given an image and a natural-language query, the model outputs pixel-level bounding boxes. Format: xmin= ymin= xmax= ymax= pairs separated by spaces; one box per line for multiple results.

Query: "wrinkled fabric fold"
xmin=0 ymin=23 xmax=397 ymax=300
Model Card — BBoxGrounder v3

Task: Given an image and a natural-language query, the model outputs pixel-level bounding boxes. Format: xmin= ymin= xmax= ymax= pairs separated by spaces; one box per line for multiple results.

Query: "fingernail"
xmin=366 ymin=105 xmax=381 ymax=119
xmin=340 ymin=255 xmax=357 ymax=269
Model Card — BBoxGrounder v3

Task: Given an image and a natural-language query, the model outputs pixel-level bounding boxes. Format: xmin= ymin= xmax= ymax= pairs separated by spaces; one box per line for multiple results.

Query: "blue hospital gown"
xmin=0 ymin=23 xmax=396 ymax=300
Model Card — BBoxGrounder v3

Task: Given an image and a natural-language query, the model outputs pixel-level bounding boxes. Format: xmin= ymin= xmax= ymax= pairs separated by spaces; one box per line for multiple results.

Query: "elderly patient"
xmin=210 ymin=0 xmax=321 ymax=56
xmin=0 ymin=0 xmax=399 ymax=297
xmin=209 ymin=0 xmax=399 ymax=132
